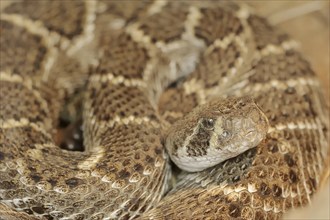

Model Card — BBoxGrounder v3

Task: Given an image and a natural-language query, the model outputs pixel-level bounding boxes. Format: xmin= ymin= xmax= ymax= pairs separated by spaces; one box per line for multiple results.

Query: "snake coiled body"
xmin=0 ymin=1 xmax=329 ymax=220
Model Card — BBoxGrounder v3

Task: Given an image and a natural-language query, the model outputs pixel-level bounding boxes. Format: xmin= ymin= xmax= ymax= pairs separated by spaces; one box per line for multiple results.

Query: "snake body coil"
xmin=0 ymin=1 xmax=329 ymax=220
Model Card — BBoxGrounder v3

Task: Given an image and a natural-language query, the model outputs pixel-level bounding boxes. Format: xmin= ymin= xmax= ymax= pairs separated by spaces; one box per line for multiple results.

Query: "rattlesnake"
xmin=0 ymin=1 xmax=329 ymax=220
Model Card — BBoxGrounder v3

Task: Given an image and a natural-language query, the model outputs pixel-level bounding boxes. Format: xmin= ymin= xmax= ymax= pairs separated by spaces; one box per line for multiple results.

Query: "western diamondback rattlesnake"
xmin=0 ymin=1 xmax=329 ymax=220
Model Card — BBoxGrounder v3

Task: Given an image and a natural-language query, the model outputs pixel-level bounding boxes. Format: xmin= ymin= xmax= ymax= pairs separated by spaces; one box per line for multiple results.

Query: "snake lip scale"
xmin=0 ymin=1 xmax=329 ymax=220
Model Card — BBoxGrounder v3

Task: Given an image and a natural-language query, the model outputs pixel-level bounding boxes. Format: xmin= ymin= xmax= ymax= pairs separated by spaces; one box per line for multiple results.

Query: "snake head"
xmin=165 ymin=96 xmax=269 ymax=172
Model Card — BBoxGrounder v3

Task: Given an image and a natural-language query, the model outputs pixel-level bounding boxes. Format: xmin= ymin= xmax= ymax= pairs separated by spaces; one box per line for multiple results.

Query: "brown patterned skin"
xmin=165 ymin=97 xmax=269 ymax=172
xmin=0 ymin=1 xmax=329 ymax=220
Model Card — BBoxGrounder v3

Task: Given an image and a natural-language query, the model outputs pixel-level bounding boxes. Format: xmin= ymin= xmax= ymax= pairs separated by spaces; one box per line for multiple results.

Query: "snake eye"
xmin=201 ymin=118 xmax=215 ymax=130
